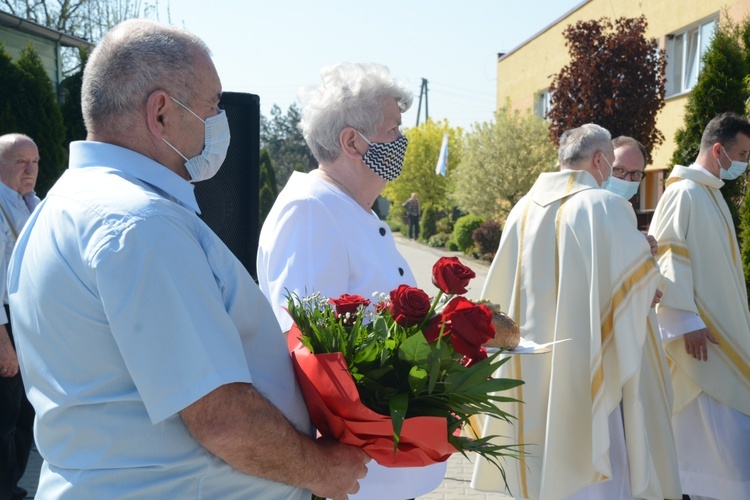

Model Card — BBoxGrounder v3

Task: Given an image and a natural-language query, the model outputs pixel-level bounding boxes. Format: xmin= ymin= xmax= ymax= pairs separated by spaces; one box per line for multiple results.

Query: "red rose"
xmin=389 ymin=285 xmax=432 ymax=327
xmin=329 ymin=294 xmax=370 ymax=325
xmin=432 ymin=257 xmax=476 ymax=295
xmin=440 ymin=297 xmax=494 ymax=361
xmin=423 ymin=314 xmax=446 ymax=343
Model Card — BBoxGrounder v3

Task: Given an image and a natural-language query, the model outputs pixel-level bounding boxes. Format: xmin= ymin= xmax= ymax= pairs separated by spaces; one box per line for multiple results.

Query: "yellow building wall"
xmin=498 ymin=0 xmax=750 ymax=208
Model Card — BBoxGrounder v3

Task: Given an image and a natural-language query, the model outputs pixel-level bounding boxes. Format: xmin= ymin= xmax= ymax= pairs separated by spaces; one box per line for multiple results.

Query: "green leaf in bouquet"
xmin=426 ymin=337 xmax=447 ymax=395
xmin=443 ymin=350 xmax=508 ymax=393
xmin=388 ymin=392 xmax=409 ymax=452
xmin=407 ymin=365 xmax=428 ymax=395
xmin=372 ymin=315 xmax=389 ymax=339
xmin=467 ymin=377 xmax=525 ymax=395
xmin=398 ymin=332 xmax=431 ymax=365
xmin=449 ymin=433 xmax=524 ymax=494
xmin=353 ymin=342 xmax=379 ymax=364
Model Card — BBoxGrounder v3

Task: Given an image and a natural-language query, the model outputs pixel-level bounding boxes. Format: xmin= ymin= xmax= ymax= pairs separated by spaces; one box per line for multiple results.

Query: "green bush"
xmin=427 ymin=233 xmax=450 ymax=248
xmin=452 ymin=214 xmax=485 ymax=252
xmin=446 ymin=239 xmax=459 ymax=251
xmin=387 ymin=219 xmax=404 ymax=233
xmin=436 ymin=214 xmax=453 ymax=235
xmin=421 ymin=204 xmax=438 ymax=240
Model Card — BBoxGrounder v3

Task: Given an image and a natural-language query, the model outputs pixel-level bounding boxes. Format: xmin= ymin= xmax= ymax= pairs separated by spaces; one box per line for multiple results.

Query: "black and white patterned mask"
xmin=357 ymin=131 xmax=408 ymax=182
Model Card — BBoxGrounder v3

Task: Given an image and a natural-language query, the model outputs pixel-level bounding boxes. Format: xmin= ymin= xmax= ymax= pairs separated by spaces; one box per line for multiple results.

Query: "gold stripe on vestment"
xmin=592 ymin=257 xmax=657 ymax=403
xmin=706 ymin=188 xmax=738 ymax=267
xmin=696 ymin=303 xmax=750 ymax=389
xmin=656 ymin=240 xmax=690 ymax=261
xmin=514 ymin=188 xmax=534 ymax=499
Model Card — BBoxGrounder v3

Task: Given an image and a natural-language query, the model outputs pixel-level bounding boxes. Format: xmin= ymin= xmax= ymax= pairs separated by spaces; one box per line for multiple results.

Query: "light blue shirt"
xmin=0 ymin=180 xmax=39 ymax=322
xmin=8 ymin=141 xmax=312 ymax=499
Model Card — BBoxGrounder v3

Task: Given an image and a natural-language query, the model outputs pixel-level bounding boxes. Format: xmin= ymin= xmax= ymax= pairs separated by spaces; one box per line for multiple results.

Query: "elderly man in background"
xmin=257 ymin=62 xmax=445 ymax=499
xmin=7 ymin=20 xmax=368 ymax=499
xmin=472 ymin=124 xmax=681 ymax=499
xmin=0 ymin=134 xmax=39 ymax=500
xmin=402 ymin=192 xmax=420 ymax=239
xmin=649 ymin=112 xmax=750 ymax=500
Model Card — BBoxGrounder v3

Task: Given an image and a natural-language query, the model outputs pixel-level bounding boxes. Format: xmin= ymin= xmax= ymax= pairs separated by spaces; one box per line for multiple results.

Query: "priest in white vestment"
xmin=649 ymin=112 xmax=750 ymax=500
xmin=472 ymin=125 xmax=682 ymax=500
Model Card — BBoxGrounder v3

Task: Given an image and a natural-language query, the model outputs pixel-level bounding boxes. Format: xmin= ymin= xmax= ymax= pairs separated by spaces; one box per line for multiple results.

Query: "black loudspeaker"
xmin=194 ymin=91 xmax=260 ymax=280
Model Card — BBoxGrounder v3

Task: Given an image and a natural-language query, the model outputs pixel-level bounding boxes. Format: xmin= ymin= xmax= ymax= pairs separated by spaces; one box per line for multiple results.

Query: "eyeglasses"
xmin=612 ymin=167 xmax=645 ymax=182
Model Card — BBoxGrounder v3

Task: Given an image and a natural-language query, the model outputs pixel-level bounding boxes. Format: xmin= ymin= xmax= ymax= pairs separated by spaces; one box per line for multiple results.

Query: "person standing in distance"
xmin=0 ymin=133 xmax=39 ymax=500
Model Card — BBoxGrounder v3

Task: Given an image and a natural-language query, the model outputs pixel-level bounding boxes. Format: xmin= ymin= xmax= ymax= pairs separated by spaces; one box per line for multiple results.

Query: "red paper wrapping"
xmin=288 ymin=326 xmax=457 ymax=467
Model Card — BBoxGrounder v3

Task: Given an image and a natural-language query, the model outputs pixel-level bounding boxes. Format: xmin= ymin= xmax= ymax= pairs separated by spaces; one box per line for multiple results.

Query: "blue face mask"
xmin=606 ymin=176 xmax=640 ymax=200
xmin=719 ymin=146 xmax=748 ymax=180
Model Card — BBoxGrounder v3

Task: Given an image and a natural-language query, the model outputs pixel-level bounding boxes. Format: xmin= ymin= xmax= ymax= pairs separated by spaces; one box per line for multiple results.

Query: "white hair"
xmin=0 ymin=133 xmax=35 ymax=165
xmin=558 ymin=123 xmax=612 ymax=168
xmin=82 ymin=19 xmax=209 ymax=135
xmin=299 ymin=62 xmax=413 ymax=164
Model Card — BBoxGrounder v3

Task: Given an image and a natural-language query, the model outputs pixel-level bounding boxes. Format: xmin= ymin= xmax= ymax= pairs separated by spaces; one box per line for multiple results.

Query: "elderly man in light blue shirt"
xmin=0 ymin=133 xmax=39 ymax=500
xmin=7 ymin=19 xmax=368 ymax=500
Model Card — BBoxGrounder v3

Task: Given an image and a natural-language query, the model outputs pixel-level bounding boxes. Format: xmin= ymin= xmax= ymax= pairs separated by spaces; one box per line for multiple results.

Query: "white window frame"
xmin=535 ymin=89 xmax=552 ymax=119
xmin=665 ymin=16 xmax=717 ymax=97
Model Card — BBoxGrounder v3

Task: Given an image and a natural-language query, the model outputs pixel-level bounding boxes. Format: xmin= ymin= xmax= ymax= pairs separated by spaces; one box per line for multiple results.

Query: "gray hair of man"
xmin=557 ymin=123 xmax=613 ymax=169
xmin=0 ymin=133 xmax=35 ymax=164
xmin=82 ymin=19 xmax=210 ymax=136
xmin=299 ymin=62 xmax=414 ymax=164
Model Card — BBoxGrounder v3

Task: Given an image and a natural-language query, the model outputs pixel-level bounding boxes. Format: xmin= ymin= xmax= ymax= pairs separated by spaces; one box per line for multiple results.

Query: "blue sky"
xmin=156 ymin=0 xmax=582 ymax=129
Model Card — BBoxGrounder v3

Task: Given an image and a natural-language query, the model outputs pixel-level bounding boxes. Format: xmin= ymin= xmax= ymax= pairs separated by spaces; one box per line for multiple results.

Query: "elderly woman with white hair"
xmin=257 ymin=62 xmax=446 ymax=499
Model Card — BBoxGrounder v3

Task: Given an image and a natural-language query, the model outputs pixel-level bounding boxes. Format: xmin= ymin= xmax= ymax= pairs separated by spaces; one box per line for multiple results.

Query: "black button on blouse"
xmin=398 ymin=267 xmax=404 ymax=276
xmin=379 ymin=227 xmax=386 ymax=236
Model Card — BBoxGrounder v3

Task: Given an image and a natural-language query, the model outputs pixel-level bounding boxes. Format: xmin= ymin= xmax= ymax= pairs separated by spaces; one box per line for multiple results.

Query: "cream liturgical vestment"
xmin=649 ymin=165 xmax=750 ymax=498
xmin=471 ymin=170 xmax=681 ymax=500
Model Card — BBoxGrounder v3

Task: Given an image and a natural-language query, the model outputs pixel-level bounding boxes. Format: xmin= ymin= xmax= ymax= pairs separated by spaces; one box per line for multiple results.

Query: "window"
xmin=535 ymin=89 xmax=552 ymax=119
xmin=666 ymin=17 xmax=716 ymax=97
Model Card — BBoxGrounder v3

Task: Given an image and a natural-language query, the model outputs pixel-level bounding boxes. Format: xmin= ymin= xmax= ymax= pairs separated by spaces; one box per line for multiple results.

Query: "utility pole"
xmin=415 ymin=78 xmax=429 ymax=126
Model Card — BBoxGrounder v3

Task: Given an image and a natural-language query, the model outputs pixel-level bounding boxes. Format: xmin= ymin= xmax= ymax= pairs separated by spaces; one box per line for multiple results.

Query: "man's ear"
xmin=146 ymin=90 xmax=170 ymax=138
xmin=712 ymin=142 xmax=724 ymax=159
xmin=340 ymin=127 xmax=364 ymax=160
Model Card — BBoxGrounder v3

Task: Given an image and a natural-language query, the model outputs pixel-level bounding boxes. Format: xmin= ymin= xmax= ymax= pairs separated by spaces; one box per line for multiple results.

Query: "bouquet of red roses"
xmin=286 ymin=256 xmax=523 ymax=474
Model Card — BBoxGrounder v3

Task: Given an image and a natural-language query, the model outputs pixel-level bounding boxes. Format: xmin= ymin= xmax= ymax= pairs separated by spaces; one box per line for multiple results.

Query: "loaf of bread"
xmin=480 ymin=302 xmax=520 ymax=350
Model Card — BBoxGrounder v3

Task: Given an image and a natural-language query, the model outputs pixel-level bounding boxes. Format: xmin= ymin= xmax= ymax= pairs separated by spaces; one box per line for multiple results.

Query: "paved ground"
xmin=18 ymin=232 xmax=515 ymax=499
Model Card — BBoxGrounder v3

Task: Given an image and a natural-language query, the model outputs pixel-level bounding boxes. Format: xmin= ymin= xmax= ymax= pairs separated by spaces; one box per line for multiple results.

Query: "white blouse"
xmin=257 ymin=171 xmax=446 ymax=499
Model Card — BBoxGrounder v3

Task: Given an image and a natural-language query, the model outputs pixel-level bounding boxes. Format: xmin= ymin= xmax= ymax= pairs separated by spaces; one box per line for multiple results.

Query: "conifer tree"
xmin=671 ymin=21 xmax=747 ymax=169
xmin=671 ymin=20 xmax=748 ymax=262
xmin=15 ymin=43 xmax=67 ymax=197
xmin=258 ymin=147 xmax=278 ymax=227
xmin=60 ymin=51 xmax=88 ymax=146
xmin=0 ymin=43 xmax=23 ymax=134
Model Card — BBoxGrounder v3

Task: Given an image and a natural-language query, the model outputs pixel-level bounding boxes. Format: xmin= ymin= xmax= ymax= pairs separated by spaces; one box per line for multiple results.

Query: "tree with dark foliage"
xmin=547 ymin=16 xmax=666 ymax=160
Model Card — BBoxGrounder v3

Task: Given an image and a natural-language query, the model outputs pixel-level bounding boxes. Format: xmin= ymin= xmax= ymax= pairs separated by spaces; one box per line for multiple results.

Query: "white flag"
xmin=435 ymin=133 xmax=448 ymax=176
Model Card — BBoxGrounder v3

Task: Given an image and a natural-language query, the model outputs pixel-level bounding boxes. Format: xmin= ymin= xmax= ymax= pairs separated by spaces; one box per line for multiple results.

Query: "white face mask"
xmin=163 ymin=96 xmax=231 ymax=183
xmin=719 ymin=146 xmax=748 ymax=180
xmin=606 ymin=176 xmax=640 ymax=200
xmin=599 ymin=153 xmax=614 ymax=189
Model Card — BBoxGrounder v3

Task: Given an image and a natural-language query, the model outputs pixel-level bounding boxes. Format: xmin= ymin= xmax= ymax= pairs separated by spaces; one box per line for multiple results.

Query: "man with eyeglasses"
xmin=610 ymin=136 xmax=647 ymax=193
xmin=649 ymin=112 xmax=750 ymax=500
